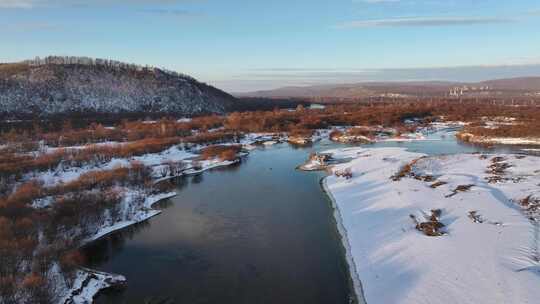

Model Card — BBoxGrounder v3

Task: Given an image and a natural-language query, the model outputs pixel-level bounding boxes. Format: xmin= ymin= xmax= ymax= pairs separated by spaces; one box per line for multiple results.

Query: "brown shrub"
xmin=219 ymin=150 xmax=239 ymax=161
xmin=335 ymin=168 xmax=353 ymax=179
xmin=411 ymin=209 xmax=445 ymax=237
xmin=289 ymin=128 xmax=314 ymax=137
xmin=468 ymin=211 xmax=484 ymax=223
xmin=60 ymin=250 xmax=86 ymax=274
xmin=329 ymin=129 xmax=344 ymax=140
xmin=430 ymin=181 xmax=447 ymax=188
xmin=347 ymin=127 xmax=373 ymax=137
xmin=446 ymin=184 xmax=475 ymax=197
xmin=391 ymin=163 xmax=413 ymax=181
xmin=199 ymin=145 xmax=241 ymax=160
xmin=22 ymin=273 xmax=45 ymax=289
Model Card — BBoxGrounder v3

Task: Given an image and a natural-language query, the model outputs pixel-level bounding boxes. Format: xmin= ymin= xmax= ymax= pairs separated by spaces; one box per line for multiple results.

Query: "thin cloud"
xmin=0 ymin=22 xmax=62 ymax=32
xmin=0 ymin=0 xmax=35 ymax=8
xmin=0 ymin=0 xmax=189 ymax=9
xmin=141 ymin=8 xmax=202 ymax=18
xmin=220 ymin=63 xmax=540 ymax=92
xmin=336 ymin=16 xmax=515 ymax=28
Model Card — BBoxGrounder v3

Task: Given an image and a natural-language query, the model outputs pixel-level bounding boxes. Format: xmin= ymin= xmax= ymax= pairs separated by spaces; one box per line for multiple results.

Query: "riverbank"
xmin=60 ymin=268 xmax=126 ymax=304
xmin=5 ymin=131 xmax=290 ymax=303
xmin=16 ymin=122 xmax=530 ymax=303
xmin=59 ymin=135 xmax=304 ymax=302
xmin=85 ymin=142 xmax=353 ymax=304
xmin=23 ymin=146 xmax=251 ymax=303
xmin=321 ymin=146 xmax=540 ymax=304
xmin=60 ymin=161 xmax=240 ymax=303
xmin=320 ymin=178 xmax=366 ymax=304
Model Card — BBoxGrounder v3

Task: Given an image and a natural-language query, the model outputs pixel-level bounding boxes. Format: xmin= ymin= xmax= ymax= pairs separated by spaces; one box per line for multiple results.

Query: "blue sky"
xmin=2 ymin=0 xmax=540 ymax=92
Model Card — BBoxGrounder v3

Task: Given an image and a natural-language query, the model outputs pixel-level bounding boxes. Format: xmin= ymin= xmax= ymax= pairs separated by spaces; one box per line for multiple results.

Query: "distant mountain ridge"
xmin=0 ymin=56 xmax=236 ymax=119
xmin=478 ymin=77 xmax=540 ymax=91
xmin=239 ymin=77 xmax=540 ymax=99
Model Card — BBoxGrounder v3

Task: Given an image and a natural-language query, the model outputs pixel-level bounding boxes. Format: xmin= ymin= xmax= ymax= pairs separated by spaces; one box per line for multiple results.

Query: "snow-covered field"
xmin=323 ymin=147 xmax=540 ymax=304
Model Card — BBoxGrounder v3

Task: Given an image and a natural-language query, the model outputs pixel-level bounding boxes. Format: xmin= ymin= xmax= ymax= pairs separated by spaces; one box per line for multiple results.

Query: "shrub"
xmin=289 ymin=128 xmax=314 ymax=137
xmin=199 ymin=145 xmax=241 ymax=160
xmin=391 ymin=164 xmax=413 ymax=181
xmin=329 ymin=129 xmax=344 ymax=140
xmin=335 ymin=168 xmax=353 ymax=179
xmin=219 ymin=150 xmax=238 ymax=161
xmin=411 ymin=209 xmax=445 ymax=237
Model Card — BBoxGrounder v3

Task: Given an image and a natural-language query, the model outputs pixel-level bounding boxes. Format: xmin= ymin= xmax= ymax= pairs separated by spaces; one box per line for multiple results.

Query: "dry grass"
xmin=199 ymin=145 xmax=242 ymax=161
xmin=335 ymin=168 xmax=353 ymax=179
xmin=461 ymin=119 xmax=540 ymax=139
xmin=430 ymin=181 xmax=447 ymax=189
xmin=485 ymin=156 xmax=513 ymax=184
xmin=391 ymin=163 xmax=413 ymax=181
xmin=518 ymin=195 xmax=540 ymax=219
xmin=391 ymin=158 xmax=432 ymax=182
xmin=468 ymin=211 xmax=484 ymax=223
xmin=414 ymin=174 xmax=436 ymax=182
xmin=410 ymin=209 xmax=445 ymax=237
xmin=446 ymin=184 xmax=475 ymax=198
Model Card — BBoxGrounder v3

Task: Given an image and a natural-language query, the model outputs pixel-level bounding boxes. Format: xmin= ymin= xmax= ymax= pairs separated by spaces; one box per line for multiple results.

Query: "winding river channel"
xmin=83 ymin=130 xmax=523 ymax=304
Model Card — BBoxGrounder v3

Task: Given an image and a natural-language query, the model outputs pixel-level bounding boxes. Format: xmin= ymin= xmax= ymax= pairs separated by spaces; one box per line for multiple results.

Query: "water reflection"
xmin=85 ymin=132 xmax=529 ymax=304
xmin=86 ymin=144 xmax=351 ymax=304
xmin=85 ymin=220 xmax=152 ymax=267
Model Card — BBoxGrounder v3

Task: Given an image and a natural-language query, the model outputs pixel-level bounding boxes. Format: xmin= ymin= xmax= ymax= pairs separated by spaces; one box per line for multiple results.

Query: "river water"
xmin=84 ymin=130 xmax=524 ymax=304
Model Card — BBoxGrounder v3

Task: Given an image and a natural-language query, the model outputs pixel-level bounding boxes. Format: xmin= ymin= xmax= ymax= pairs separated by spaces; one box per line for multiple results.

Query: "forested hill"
xmin=0 ymin=56 xmax=237 ymax=119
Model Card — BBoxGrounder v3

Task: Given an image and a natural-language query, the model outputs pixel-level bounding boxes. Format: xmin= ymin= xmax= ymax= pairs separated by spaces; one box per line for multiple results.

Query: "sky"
xmin=1 ymin=0 xmax=540 ymax=92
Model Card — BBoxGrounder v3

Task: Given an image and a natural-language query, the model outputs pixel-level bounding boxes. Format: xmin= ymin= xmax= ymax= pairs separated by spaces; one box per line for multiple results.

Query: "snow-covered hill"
xmin=0 ymin=56 xmax=236 ymax=118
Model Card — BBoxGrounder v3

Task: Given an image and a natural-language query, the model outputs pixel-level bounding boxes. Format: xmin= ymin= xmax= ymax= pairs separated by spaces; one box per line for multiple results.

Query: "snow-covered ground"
xmin=323 ymin=147 xmax=540 ymax=304
xmin=58 ymin=267 xmax=126 ymax=304
xmin=82 ymin=191 xmax=178 ymax=244
xmin=454 ymin=116 xmax=540 ymax=147
xmin=19 ymin=140 xmax=259 ymax=303
xmin=380 ymin=132 xmax=427 ymax=142
xmin=328 ymin=123 xmax=461 ymax=144
xmin=30 ymin=145 xmax=236 ymax=187
xmin=41 ymin=141 xmax=124 ymax=154
xmin=459 ymin=132 xmax=540 ymax=146
xmin=298 ymin=153 xmax=334 ymax=171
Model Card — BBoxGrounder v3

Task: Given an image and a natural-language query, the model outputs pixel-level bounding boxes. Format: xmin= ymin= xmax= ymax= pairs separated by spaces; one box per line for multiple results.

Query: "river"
xmin=83 ymin=130 xmax=524 ymax=304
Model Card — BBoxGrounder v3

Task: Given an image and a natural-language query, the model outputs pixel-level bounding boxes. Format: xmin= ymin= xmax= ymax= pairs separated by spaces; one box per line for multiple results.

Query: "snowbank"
xmin=59 ymin=268 xmax=126 ymax=304
xmin=323 ymin=147 xmax=540 ymax=304
xmin=82 ymin=192 xmax=177 ymax=244
xmin=380 ymin=132 xmax=427 ymax=142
